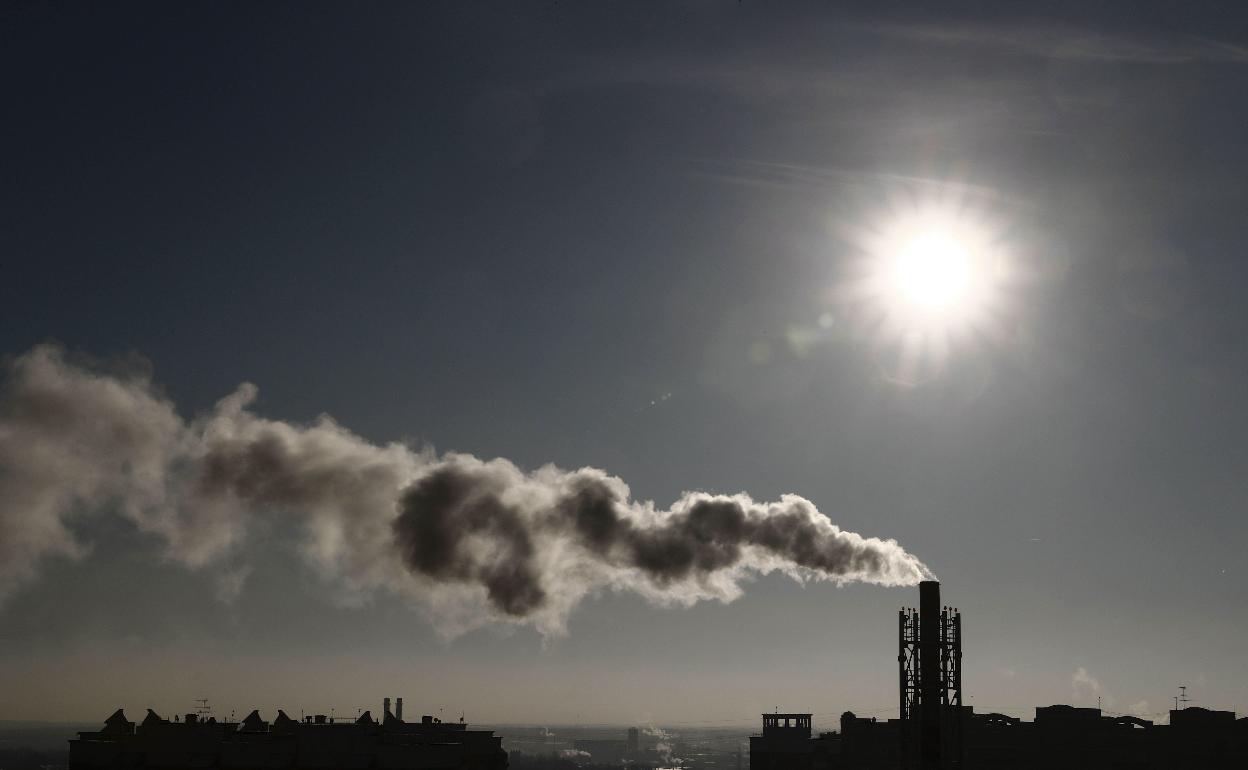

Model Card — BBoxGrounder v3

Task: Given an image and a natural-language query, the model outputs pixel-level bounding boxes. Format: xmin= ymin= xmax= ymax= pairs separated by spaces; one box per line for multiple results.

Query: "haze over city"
xmin=3 ymin=0 xmax=1247 ymax=735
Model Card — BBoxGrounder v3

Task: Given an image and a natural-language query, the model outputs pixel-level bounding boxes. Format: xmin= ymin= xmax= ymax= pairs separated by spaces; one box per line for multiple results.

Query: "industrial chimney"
xmin=395 ymin=698 xmax=403 ymax=721
xmin=919 ymin=581 xmax=941 ymax=768
xmin=899 ymin=580 xmax=963 ymax=769
xmin=384 ymin=697 xmax=391 ymax=718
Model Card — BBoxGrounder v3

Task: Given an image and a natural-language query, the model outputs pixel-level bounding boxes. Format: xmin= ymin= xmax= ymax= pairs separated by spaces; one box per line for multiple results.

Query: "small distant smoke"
xmin=0 ymin=345 xmax=931 ymax=636
xmin=1072 ymin=666 xmax=1116 ymax=709
xmin=641 ymin=724 xmax=671 ymax=741
xmin=655 ymin=742 xmax=675 ymax=763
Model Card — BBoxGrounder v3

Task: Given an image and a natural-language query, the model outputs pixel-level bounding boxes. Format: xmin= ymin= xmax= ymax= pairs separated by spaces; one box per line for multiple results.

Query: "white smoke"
xmin=0 ymin=345 xmax=931 ymax=636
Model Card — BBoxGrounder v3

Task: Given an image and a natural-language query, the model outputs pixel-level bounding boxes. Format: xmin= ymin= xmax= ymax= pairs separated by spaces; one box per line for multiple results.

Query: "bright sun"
xmin=890 ymin=229 xmax=973 ymax=312
xmin=859 ymin=203 xmax=1004 ymax=335
xmin=839 ymin=187 xmax=1014 ymax=382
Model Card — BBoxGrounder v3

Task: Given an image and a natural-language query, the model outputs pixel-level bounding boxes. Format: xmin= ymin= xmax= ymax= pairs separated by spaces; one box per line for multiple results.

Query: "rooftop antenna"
xmin=1174 ymin=686 xmax=1191 ymax=710
xmin=195 ymin=699 xmax=211 ymax=719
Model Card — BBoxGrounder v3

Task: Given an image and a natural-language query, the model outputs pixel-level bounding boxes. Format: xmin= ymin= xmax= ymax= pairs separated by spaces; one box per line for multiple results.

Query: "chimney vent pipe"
xmin=919 ymin=580 xmax=942 ymax=768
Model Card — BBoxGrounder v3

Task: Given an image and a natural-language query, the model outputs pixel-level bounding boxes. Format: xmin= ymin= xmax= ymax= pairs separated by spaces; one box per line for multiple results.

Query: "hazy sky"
xmin=3 ymin=1 xmax=1248 ymax=728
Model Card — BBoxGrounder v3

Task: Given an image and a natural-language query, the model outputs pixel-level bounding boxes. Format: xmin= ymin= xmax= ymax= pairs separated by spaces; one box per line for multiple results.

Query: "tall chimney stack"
xmin=383 ymin=697 xmax=391 ymax=718
xmin=919 ymin=580 xmax=942 ymax=769
xmin=395 ymin=698 xmax=403 ymax=721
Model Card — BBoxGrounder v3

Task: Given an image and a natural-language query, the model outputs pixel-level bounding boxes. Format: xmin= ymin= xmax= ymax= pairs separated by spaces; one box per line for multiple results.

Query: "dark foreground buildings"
xmin=828 ymin=703 xmax=1248 ymax=769
xmin=65 ymin=580 xmax=1248 ymax=770
xmin=750 ymin=581 xmax=1248 ymax=770
xmin=69 ymin=705 xmax=506 ymax=770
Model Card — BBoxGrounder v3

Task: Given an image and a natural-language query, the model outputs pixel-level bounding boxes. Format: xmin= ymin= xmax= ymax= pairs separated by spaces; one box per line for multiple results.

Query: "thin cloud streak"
xmin=858 ymin=21 xmax=1248 ymax=64
xmin=683 ymin=158 xmax=1022 ymax=204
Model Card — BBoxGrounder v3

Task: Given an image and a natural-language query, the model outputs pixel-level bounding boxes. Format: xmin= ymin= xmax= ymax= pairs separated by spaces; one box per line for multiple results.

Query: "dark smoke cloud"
xmin=0 ymin=345 xmax=931 ymax=636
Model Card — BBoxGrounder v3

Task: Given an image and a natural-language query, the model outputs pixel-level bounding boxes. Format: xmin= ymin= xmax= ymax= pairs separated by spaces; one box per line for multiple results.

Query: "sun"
xmin=890 ymin=229 xmax=973 ymax=312
xmin=837 ymin=184 xmax=1014 ymax=382
xmin=862 ymin=205 xmax=1002 ymax=335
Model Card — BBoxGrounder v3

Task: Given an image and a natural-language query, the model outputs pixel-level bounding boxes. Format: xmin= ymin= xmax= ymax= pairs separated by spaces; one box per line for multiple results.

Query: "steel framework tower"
xmin=899 ymin=581 xmax=963 ymax=769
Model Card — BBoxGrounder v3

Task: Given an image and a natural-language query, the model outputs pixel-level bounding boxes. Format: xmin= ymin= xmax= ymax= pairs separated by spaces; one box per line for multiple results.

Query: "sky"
xmin=2 ymin=0 xmax=1248 ymax=728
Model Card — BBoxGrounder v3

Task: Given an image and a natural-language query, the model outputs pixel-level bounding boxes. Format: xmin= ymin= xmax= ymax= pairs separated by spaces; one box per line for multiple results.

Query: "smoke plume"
xmin=0 ymin=345 xmax=931 ymax=636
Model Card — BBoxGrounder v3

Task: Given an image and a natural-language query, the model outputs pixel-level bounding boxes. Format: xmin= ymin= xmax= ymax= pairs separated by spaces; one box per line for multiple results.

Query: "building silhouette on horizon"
xmin=749 ymin=581 xmax=1248 ymax=769
xmin=68 ymin=700 xmax=506 ymax=770
xmin=61 ymin=583 xmax=1248 ymax=770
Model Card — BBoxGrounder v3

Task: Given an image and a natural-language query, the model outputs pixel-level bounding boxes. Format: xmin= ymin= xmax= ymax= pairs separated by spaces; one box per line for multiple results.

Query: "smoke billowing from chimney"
xmin=0 ymin=345 xmax=932 ymax=636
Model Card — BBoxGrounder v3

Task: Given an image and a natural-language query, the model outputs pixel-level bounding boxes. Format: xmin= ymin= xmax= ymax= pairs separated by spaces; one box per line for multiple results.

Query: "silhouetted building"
xmin=68 ymin=707 xmax=506 ymax=770
xmin=749 ymin=714 xmax=826 ymax=770
xmin=825 ymin=705 xmax=1248 ymax=769
xmin=748 ymin=582 xmax=1248 ymax=769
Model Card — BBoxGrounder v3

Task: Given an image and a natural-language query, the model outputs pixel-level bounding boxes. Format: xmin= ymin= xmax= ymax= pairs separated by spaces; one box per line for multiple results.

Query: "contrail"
xmin=0 ymin=345 xmax=931 ymax=636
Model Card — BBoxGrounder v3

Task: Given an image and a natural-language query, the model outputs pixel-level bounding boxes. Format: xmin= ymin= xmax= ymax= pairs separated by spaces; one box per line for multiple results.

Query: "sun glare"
xmin=865 ymin=207 xmax=1001 ymax=332
xmin=839 ymin=185 xmax=1014 ymax=382
xmin=891 ymin=230 xmax=973 ymax=311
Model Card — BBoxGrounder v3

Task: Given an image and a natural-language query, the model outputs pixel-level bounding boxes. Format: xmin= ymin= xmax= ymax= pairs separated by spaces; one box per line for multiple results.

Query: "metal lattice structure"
xmin=899 ymin=606 xmax=921 ymax=722
xmin=898 ymin=581 xmax=963 ymax=769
